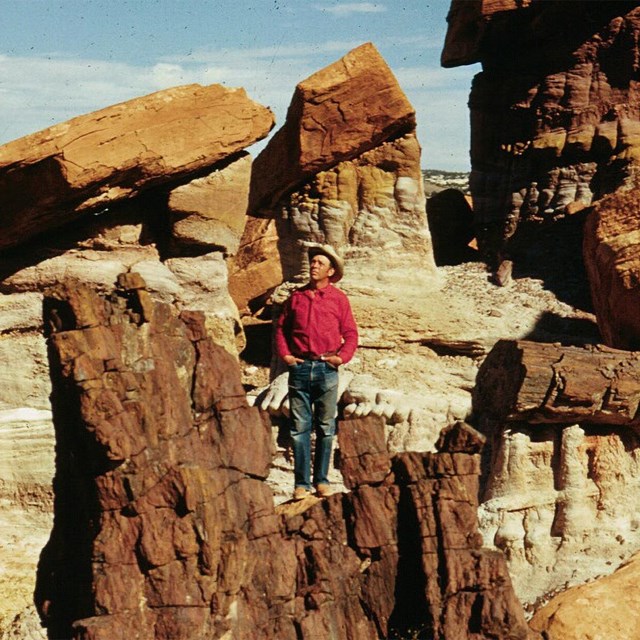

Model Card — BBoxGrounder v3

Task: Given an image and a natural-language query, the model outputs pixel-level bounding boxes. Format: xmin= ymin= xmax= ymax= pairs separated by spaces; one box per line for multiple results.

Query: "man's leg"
xmin=312 ymin=363 xmax=339 ymax=488
xmin=288 ymin=362 xmax=313 ymax=491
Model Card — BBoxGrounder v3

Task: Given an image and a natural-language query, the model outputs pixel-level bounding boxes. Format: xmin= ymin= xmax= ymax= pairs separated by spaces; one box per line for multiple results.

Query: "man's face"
xmin=309 ymin=254 xmax=335 ymax=285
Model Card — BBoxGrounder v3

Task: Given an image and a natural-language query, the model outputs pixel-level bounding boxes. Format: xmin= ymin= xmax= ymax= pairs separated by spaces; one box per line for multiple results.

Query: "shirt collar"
xmin=302 ymin=283 xmax=333 ymax=298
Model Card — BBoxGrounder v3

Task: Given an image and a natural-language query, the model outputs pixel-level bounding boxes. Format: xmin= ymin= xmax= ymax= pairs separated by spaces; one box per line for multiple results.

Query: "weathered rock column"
xmin=442 ymin=0 xmax=640 ymax=265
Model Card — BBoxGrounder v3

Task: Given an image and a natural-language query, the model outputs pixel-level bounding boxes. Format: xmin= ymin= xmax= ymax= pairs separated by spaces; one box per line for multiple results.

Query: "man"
xmin=275 ymin=244 xmax=358 ymax=500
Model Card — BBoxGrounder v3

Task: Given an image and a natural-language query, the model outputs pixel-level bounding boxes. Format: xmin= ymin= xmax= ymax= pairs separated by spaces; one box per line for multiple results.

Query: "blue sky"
xmin=0 ymin=0 xmax=479 ymax=170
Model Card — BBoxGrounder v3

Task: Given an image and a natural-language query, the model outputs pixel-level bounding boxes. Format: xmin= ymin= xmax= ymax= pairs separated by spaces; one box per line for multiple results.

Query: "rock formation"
xmin=473 ymin=339 xmax=640 ymax=607
xmin=244 ymin=41 xmax=435 ymax=308
xmin=2 ymin=20 xmax=635 ymax=638
xmin=442 ymin=1 xmax=640 ymax=266
xmin=167 ymin=152 xmax=253 ymax=255
xmin=426 ymin=188 xmax=476 ymax=266
xmin=35 ymin=276 xmax=531 ymax=639
xmin=0 ymin=83 xmax=273 ymax=634
xmin=249 ymin=42 xmax=416 ymax=216
xmin=583 ymin=186 xmax=640 ymax=350
xmin=0 ymin=83 xmax=274 ymax=251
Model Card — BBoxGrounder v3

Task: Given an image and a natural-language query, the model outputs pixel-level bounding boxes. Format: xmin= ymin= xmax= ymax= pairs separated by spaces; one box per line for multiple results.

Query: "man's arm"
xmin=326 ymin=295 xmax=358 ymax=367
xmin=274 ymin=298 xmax=303 ymax=366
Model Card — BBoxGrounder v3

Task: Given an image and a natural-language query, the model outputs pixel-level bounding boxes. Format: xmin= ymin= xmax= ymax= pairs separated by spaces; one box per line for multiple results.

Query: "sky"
xmin=0 ymin=0 xmax=480 ymax=171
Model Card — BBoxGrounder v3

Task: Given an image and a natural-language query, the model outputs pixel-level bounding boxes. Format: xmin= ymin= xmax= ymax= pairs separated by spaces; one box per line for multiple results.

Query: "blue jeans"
xmin=288 ymin=360 xmax=339 ymax=490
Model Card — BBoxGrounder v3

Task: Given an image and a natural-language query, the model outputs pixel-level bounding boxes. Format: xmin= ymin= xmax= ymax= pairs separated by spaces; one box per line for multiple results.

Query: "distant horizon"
xmin=0 ymin=0 xmax=479 ymax=172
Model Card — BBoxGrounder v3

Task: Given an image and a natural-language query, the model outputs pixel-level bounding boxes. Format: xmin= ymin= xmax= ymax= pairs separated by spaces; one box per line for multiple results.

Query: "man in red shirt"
xmin=275 ymin=244 xmax=358 ymax=500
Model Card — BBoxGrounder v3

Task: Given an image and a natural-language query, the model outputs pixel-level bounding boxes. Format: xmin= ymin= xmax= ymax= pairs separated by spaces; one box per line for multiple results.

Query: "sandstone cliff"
xmin=239 ymin=41 xmax=435 ymax=313
xmin=2 ymin=19 xmax=640 ymax=638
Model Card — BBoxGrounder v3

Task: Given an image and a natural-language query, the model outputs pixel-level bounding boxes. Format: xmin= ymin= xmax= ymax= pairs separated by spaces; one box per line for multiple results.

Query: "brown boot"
xmin=293 ymin=487 xmax=311 ymax=501
xmin=315 ymin=484 xmax=332 ymax=498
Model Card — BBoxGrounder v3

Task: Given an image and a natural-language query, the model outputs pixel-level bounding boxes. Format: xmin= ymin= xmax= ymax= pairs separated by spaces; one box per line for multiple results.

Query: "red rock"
xmin=442 ymin=1 xmax=640 ymax=267
xmin=0 ymin=84 xmax=274 ymax=251
xmin=337 ymin=415 xmax=391 ymax=489
xmin=36 ymin=278 xmax=531 ymax=639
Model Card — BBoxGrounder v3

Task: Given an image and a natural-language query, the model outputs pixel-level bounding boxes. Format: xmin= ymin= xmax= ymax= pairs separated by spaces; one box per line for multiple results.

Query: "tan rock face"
xmin=529 ymin=552 xmax=640 ymax=640
xmin=583 ymin=187 xmax=640 ymax=349
xmin=250 ymin=42 xmax=416 ymax=215
xmin=227 ymin=217 xmax=283 ymax=313
xmin=0 ymin=84 xmax=274 ymax=251
xmin=442 ymin=2 xmax=640 ymax=265
xmin=35 ymin=279 xmax=530 ymax=639
xmin=168 ymin=153 xmax=252 ymax=254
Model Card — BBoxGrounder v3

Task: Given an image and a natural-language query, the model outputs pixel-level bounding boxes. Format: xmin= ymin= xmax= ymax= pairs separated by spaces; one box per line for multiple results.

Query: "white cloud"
xmin=315 ymin=3 xmax=386 ymax=16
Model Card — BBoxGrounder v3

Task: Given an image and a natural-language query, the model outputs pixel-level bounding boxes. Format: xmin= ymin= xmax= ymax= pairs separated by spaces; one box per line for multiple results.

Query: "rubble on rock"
xmin=35 ymin=278 xmax=531 ymax=639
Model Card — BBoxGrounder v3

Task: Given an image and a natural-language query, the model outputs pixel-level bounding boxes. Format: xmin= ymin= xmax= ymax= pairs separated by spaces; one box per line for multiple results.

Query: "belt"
xmin=294 ymin=351 xmax=337 ymax=361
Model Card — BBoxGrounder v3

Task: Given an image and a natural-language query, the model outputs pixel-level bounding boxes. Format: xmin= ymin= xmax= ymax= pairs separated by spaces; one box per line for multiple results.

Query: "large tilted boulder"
xmin=0 ymin=83 xmax=274 ymax=250
xmin=442 ymin=1 xmax=640 ymax=264
xmin=583 ymin=187 xmax=640 ymax=350
xmin=35 ymin=278 xmax=531 ymax=640
xmin=473 ymin=339 xmax=640 ymax=608
xmin=250 ymin=42 xmax=416 ymax=215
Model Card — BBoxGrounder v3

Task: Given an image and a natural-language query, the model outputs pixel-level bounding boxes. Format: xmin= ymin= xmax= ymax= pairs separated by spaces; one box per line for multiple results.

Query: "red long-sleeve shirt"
xmin=275 ymin=284 xmax=358 ymax=364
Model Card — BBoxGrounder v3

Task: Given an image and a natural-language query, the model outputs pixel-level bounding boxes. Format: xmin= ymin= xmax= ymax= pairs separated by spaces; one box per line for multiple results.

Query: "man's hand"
xmin=283 ymin=354 xmax=304 ymax=366
xmin=323 ymin=354 xmax=343 ymax=368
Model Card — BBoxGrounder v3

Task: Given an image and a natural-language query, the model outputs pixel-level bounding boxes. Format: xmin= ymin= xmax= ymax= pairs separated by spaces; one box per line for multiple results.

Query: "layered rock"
xmin=442 ymin=1 xmax=640 ymax=265
xmin=273 ymin=132 xmax=434 ymax=282
xmin=0 ymin=84 xmax=274 ymax=634
xmin=583 ymin=186 xmax=640 ymax=349
xmin=0 ymin=83 xmax=273 ymax=251
xmin=473 ymin=339 xmax=640 ymax=608
xmin=35 ymin=278 xmax=530 ymax=639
